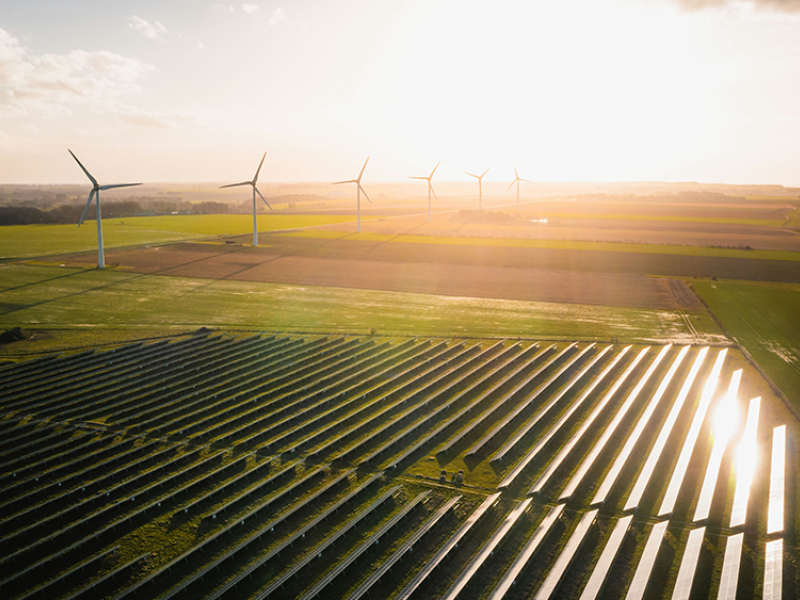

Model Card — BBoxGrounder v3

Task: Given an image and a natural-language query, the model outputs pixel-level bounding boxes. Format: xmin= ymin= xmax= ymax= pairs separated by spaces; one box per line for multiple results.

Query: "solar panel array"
xmin=0 ymin=332 xmax=793 ymax=600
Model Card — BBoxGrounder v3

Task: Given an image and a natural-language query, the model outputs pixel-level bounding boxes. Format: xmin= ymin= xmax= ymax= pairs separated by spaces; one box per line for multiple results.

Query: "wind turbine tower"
xmin=465 ymin=167 xmax=491 ymax=209
xmin=507 ymin=164 xmax=531 ymax=209
xmin=333 ymin=157 xmax=371 ymax=233
xmin=69 ymin=149 xmax=142 ymax=269
xmin=409 ymin=161 xmax=440 ymax=223
xmin=219 ymin=152 xmax=272 ymax=247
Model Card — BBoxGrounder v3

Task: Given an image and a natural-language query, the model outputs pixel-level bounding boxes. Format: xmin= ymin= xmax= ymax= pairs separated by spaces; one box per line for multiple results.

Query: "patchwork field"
xmin=62 ymin=244 xmax=701 ymax=311
xmin=0 ymin=264 xmax=723 ymax=358
xmin=0 ymin=333 xmax=795 ymax=600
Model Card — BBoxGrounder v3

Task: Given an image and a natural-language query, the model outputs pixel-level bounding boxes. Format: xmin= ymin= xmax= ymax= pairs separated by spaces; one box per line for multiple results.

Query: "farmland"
xmin=692 ymin=279 xmax=800 ymax=413
xmin=0 ymin=333 xmax=795 ymax=599
xmin=0 ymin=264 xmax=723 ymax=359
xmin=0 ymin=214 xmax=365 ymax=260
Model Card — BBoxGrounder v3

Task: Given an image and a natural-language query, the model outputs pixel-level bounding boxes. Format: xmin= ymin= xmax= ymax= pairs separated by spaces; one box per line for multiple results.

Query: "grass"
xmin=0 ymin=214 xmax=361 ymax=260
xmin=281 ymin=229 xmax=800 ymax=262
xmin=0 ymin=263 xmax=726 ymax=359
xmin=691 ymin=278 xmax=800 ymax=413
xmin=522 ymin=212 xmax=786 ymax=227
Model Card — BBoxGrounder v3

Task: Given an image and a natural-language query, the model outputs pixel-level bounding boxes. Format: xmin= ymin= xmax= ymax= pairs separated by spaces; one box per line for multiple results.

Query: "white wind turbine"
xmin=465 ymin=166 xmax=491 ymax=209
xmin=69 ymin=149 xmax=142 ymax=269
xmin=409 ymin=161 xmax=440 ymax=223
xmin=219 ymin=151 xmax=273 ymax=247
xmin=507 ymin=164 xmax=531 ymax=209
xmin=333 ymin=157 xmax=371 ymax=233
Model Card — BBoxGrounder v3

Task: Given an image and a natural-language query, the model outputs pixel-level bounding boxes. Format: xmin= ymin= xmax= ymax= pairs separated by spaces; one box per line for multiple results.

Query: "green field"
xmin=283 ymin=229 xmax=800 ymax=262
xmin=692 ymin=279 xmax=800 ymax=412
xmin=528 ymin=212 xmax=786 ymax=227
xmin=0 ymin=214 xmax=360 ymax=259
xmin=0 ymin=263 xmax=725 ymax=358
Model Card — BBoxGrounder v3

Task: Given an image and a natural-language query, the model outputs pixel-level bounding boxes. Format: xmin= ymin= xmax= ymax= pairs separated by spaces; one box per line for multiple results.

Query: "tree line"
xmin=0 ymin=200 xmax=230 ymax=226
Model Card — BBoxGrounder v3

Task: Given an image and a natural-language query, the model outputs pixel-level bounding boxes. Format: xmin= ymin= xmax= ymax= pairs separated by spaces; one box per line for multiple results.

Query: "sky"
xmin=1 ymin=0 xmax=799 ymax=185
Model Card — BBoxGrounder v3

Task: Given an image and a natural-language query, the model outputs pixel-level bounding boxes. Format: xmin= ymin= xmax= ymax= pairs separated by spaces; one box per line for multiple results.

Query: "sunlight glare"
xmin=712 ymin=369 xmax=742 ymax=443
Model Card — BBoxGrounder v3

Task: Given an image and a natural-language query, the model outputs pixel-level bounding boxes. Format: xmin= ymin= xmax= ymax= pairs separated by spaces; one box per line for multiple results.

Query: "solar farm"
xmin=0 ymin=332 xmax=793 ymax=600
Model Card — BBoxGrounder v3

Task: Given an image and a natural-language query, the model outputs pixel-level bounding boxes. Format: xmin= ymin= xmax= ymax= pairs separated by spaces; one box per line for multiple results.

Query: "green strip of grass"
xmin=0 ymin=214 xmax=361 ymax=259
xmin=692 ymin=279 xmax=800 ymax=412
xmin=281 ymin=230 xmax=800 ymax=262
xmin=0 ymin=264 xmax=725 ymax=358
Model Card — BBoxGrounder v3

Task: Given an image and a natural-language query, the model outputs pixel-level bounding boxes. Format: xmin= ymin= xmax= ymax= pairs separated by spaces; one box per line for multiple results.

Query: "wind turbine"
xmin=409 ymin=161 xmax=440 ymax=223
xmin=507 ymin=164 xmax=531 ymax=209
xmin=69 ymin=149 xmax=142 ymax=269
xmin=465 ymin=167 xmax=491 ymax=209
xmin=333 ymin=157 xmax=371 ymax=233
xmin=219 ymin=152 xmax=273 ymax=247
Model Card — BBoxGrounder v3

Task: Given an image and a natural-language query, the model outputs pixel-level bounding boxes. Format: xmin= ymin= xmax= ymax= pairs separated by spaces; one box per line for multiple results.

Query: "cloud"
xmin=213 ymin=3 xmax=236 ymax=11
xmin=268 ymin=8 xmax=288 ymax=25
xmin=670 ymin=0 xmax=800 ymax=12
xmin=197 ymin=41 xmax=206 ymax=50
xmin=0 ymin=27 xmax=154 ymax=119
xmin=126 ymin=16 xmax=169 ymax=40
xmin=242 ymin=3 xmax=260 ymax=14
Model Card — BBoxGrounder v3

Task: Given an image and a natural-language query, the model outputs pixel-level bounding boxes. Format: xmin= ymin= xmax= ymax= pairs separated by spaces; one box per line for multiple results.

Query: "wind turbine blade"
xmin=430 ymin=161 xmax=441 ymax=178
xmin=357 ymin=156 xmax=370 ymax=182
xmin=78 ymin=189 xmax=95 ymax=227
xmin=409 ymin=176 xmax=428 ymax=180
xmin=255 ymin=186 xmax=273 ymax=211
xmin=99 ymin=183 xmax=142 ymax=191
xmin=514 ymin=164 xmax=519 ymax=179
xmin=220 ymin=181 xmax=252 ymax=189
xmin=359 ymin=183 xmax=371 ymax=204
xmin=481 ymin=166 xmax=492 ymax=178
xmin=430 ymin=182 xmax=437 ymax=199
xmin=253 ymin=151 xmax=267 ymax=183
xmin=68 ymin=149 xmax=98 ymax=186
xmin=465 ymin=172 xmax=479 ymax=179
xmin=332 ymin=179 xmax=357 ymax=185
xmin=521 ymin=178 xmax=531 ymax=183
xmin=506 ymin=181 xmax=516 ymax=193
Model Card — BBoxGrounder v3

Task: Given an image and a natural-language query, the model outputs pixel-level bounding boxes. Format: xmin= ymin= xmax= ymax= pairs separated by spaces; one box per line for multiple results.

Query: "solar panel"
xmin=625 ymin=520 xmax=668 ymax=600
xmin=716 ymin=533 xmax=743 ymax=600
xmin=392 ymin=492 xmax=500 ymax=600
xmin=497 ymin=346 xmax=631 ymax=490
xmin=659 ymin=349 xmax=727 ymax=517
xmin=767 ymin=425 xmax=786 ymax=535
xmin=729 ymin=396 xmax=760 ymax=528
xmin=441 ymin=498 xmax=532 ymax=600
xmin=529 ymin=347 xmax=649 ymax=495
xmin=561 ymin=345 xmax=671 ymax=501
xmin=488 ymin=504 xmax=564 ymax=600
xmin=763 ymin=539 xmax=783 ymax=600
xmin=624 ymin=347 xmax=708 ymax=512
xmin=670 ymin=527 xmax=705 ymax=600
xmin=693 ymin=369 xmax=742 ymax=522
xmin=533 ymin=509 xmax=598 ymax=600
xmin=578 ymin=515 xmax=633 ymax=600
xmin=592 ymin=346 xmax=690 ymax=505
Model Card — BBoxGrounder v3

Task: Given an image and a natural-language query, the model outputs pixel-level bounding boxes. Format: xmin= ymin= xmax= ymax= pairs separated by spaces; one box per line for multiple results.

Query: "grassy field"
xmin=692 ymin=279 xmax=800 ymax=412
xmin=0 ymin=263 xmax=725 ymax=358
xmin=0 ymin=214 xmax=361 ymax=259
xmin=522 ymin=212 xmax=786 ymax=227
xmin=282 ymin=229 xmax=800 ymax=262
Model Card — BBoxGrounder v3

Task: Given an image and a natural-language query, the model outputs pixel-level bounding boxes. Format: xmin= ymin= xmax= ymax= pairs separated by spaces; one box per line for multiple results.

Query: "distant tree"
xmin=0 ymin=206 xmax=54 ymax=225
xmin=192 ymin=201 xmax=229 ymax=214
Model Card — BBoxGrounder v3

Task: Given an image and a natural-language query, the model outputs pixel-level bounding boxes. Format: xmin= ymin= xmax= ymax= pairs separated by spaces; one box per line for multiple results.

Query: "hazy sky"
xmin=1 ymin=0 xmax=799 ymax=185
